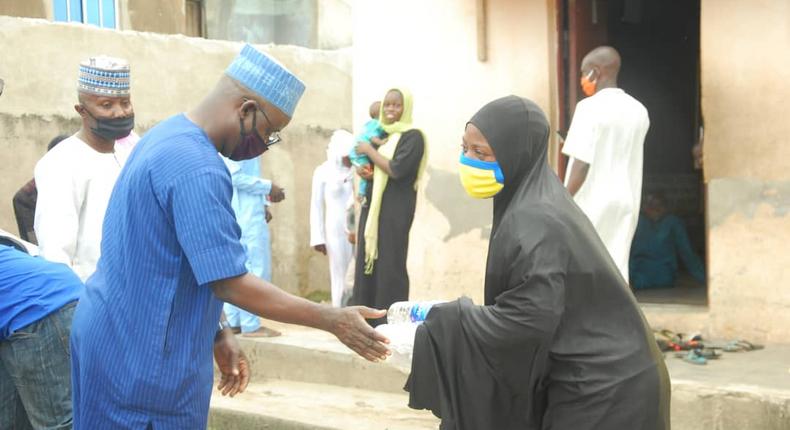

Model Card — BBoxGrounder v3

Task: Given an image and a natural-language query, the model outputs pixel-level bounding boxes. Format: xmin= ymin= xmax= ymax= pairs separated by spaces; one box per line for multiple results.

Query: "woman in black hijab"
xmin=406 ymin=96 xmax=670 ymax=430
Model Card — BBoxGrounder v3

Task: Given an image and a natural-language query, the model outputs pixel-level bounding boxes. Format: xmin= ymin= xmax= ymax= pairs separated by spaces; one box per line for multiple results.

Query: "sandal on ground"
xmin=693 ymin=347 xmax=721 ymax=359
xmin=723 ymin=340 xmax=764 ymax=352
xmin=676 ymin=350 xmax=707 ymax=365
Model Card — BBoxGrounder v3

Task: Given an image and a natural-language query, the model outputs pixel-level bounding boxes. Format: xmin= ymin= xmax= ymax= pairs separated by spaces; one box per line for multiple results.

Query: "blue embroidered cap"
xmin=78 ymin=56 xmax=130 ymax=97
xmin=225 ymin=44 xmax=306 ymax=118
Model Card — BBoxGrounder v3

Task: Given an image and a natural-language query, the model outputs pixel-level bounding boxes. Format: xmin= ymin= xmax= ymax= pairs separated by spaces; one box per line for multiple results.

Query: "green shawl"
xmin=364 ymin=87 xmax=428 ymax=274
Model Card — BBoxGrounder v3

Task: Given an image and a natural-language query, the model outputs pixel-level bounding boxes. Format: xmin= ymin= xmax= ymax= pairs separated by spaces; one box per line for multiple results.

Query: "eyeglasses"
xmin=244 ymin=98 xmax=281 ymax=147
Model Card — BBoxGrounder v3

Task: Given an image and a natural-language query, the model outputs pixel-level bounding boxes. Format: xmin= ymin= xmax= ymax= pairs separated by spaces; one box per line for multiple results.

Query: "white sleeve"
xmin=561 ymin=101 xmax=596 ymax=164
xmin=34 ymin=155 xmax=82 ymax=267
xmin=309 ymin=167 xmax=326 ymax=247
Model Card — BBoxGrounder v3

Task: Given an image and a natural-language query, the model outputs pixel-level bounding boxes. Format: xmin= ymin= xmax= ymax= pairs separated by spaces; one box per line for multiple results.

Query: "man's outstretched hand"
xmin=324 ymin=306 xmax=390 ymax=362
xmin=214 ymin=329 xmax=250 ymax=397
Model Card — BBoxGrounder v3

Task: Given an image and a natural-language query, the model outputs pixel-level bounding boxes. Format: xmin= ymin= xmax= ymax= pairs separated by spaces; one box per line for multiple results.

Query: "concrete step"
xmin=214 ymin=320 xmax=790 ymax=429
xmin=233 ymin=321 xmax=409 ymax=394
xmin=208 ymin=379 xmax=439 ymax=430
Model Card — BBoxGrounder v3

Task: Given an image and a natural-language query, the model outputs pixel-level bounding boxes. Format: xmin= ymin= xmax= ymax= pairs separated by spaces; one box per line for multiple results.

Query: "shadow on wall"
xmin=424 ymin=166 xmax=492 ymax=241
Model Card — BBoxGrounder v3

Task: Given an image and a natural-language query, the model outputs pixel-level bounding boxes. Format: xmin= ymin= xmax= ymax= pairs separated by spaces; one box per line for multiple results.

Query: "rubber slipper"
xmin=694 ymin=347 xmax=721 ymax=359
xmin=676 ymin=350 xmax=707 ymax=365
xmin=734 ymin=340 xmax=764 ymax=351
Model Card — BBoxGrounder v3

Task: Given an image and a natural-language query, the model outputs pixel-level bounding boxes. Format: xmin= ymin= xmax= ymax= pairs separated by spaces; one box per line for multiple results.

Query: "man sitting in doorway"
xmin=629 ymin=192 xmax=706 ymax=289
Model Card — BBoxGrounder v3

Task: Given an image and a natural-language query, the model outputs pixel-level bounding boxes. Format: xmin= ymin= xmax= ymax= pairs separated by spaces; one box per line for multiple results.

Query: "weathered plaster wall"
xmin=643 ymin=0 xmax=790 ymax=343
xmin=702 ymin=0 xmax=790 ymax=343
xmin=0 ymin=0 xmax=184 ymax=33
xmin=121 ymin=0 xmax=186 ymax=34
xmin=352 ymin=0 xmax=556 ymax=303
xmin=317 ymin=0 xmax=352 ymax=50
xmin=0 ymin=0 xmax=48 ymax=19
xmin=0 ymin=17 xmax=351 ymax=296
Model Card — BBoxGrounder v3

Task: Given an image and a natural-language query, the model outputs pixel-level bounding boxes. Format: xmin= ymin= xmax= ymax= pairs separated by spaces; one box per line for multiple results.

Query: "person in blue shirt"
xmin=222 ymin=155 xmax=285 ymax=337
xmin=630 ymin=192 xmax=706 ymax=289
xmin=69 ymin=45 xmax=389 ymax=429
xmin=0 ymin=235 xmax=83 ymax=430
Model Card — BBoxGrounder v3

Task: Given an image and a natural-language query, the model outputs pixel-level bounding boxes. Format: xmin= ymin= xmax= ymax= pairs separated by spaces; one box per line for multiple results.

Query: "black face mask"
xmin=229 ymin=110 xmax=267 ymax=161
xmin=82 ymin=106 xmax=135 ymax=141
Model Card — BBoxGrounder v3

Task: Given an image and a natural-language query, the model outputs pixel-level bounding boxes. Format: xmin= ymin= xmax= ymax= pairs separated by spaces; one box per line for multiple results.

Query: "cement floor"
xmin=212 ymin=320 xmax=790 ymax=429
xmin=252 ymin=319 xmax=790 ymax=394
xmin=633 ymin=273 xmax=708 ymax=306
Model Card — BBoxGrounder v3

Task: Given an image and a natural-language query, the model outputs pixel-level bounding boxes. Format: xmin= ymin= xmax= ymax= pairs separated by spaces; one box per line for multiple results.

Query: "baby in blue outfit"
xmin=350 ymin=101 xmax=387 ymax=199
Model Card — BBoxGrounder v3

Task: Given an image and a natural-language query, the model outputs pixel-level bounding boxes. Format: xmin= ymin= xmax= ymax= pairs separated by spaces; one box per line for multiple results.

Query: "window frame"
xmin=53 ymin=0 xmax=118 ymax=29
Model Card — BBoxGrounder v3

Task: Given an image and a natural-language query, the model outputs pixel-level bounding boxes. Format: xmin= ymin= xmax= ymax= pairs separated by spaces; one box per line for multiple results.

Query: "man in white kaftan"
xmin=310 ymin=130 xmax=355 ymax=307
xmin=34 ymin=56 xmax=139 ymax=281
xmin=563 ymin=47 xmax=650 ymax=283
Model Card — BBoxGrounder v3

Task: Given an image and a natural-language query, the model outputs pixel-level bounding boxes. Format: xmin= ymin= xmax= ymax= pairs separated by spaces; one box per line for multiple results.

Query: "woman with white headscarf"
xmin=310 ymin=130 xmax=356 ymax=307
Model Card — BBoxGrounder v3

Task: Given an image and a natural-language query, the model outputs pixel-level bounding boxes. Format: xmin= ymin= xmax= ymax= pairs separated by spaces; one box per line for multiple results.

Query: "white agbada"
xmin=34 ymin=133 xmax=137 ymax=281
xmin=562 ymin=88 xmax=649 ymax=282
xmin=310 ymin=130 xmax=355 ymax=307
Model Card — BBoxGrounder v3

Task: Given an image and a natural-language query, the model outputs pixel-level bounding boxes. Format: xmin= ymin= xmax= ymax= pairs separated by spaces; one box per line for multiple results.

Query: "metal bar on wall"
xmin=476 ymin=0 xmax=487 ymax=62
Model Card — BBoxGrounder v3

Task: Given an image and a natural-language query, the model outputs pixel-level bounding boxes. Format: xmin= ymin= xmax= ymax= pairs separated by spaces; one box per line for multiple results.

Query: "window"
xmin=203 ymin=0 xmax=317 ymax=48
xmin=53 ymin=0 xmax=117 ymax=29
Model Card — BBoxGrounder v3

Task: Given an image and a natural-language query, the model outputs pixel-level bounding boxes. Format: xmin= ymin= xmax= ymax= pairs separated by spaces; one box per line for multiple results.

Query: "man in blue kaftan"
xmin=69 ymin=44 xmax=390 ymax=429
xmin=630 ymin=193 xmax=706 ymax=289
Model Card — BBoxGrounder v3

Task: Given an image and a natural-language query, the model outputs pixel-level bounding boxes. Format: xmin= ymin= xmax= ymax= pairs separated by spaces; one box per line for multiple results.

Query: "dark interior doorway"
xmin=557 ymin=0 xmax=706 ymax=305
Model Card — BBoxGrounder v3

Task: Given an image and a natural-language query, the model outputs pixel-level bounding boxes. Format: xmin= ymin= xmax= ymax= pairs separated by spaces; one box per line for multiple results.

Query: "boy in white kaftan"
xmin=563 ymin=89 xmax=649 ymax=282
xmin=310 ymin=130 xmax=355 ymax=307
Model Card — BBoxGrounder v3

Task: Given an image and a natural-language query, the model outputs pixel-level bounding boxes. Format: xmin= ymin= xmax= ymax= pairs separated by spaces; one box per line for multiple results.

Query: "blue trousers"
xmin=224 ymin=217 xmax=271 ymax=333
xmin=223 ymin=303 xmax=261 ymax=333
xmin=0 ymin=302 xmax=76 ymax=429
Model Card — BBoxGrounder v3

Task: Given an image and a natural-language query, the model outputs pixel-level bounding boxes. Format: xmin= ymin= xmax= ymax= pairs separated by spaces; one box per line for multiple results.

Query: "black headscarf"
xmin=406 ymin=96 xmax=670 ymax=430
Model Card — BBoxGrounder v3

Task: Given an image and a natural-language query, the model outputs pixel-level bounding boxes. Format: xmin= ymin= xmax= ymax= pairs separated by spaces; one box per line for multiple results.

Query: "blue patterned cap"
xmin=225 ymin=44 xmax=306 ymax=117
xmin=78 ymin=56 xmax=130 ymax=97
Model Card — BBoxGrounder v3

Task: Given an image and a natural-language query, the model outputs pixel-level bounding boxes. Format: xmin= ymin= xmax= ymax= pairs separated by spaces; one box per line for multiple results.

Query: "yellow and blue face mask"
xmin=458 ymin=153 xmax=505 ymax=199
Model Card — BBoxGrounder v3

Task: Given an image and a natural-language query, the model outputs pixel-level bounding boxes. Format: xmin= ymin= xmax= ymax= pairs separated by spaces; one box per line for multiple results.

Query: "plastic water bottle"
xmin=375 ymin=323 xmax=419 ymax=371
xmin=386 ymin=301 xmax=441 ymax=325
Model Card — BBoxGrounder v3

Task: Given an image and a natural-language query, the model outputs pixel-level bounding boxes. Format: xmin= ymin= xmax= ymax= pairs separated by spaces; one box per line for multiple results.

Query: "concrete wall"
xmin=643 ymin=0 xmax=790 ymax=343
xmin=120 ymin=0 xmax=186 ymax=34
xmin=0 ymin=1 xmax=351 ymax=48
xmin=317 ymin=0 xmax=352 ymax=50
xmin=352 ymin=0 xmax=556 ymax=303
xmin=0 ymin=0 xmax=48 ymax=19
xmin=0 ymin=16 xmax=352 ymax=296
xmin=701 ymin=0 xmax=790 ymax=343
xmin=0 ymin=0 xmax=185 ymax=33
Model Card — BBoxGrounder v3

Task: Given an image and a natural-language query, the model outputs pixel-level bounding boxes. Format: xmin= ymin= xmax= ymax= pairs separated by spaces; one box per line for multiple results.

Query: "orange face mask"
xmin=580 ymin=70 xmax=596 ymax=97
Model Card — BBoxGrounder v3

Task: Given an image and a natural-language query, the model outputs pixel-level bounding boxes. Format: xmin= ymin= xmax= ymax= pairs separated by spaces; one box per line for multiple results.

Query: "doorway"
xmin=557 ymin=0 xmax=706 ymax=305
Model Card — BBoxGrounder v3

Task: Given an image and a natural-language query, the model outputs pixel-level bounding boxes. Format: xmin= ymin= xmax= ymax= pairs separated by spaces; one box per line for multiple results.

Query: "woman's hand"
xmin=356 ymin=142 xmax=374 ymax=156
xmin=370 ymin=136 xmax=387 ymax=146
xmin=357 ymin=165 xmax=373 ymax=180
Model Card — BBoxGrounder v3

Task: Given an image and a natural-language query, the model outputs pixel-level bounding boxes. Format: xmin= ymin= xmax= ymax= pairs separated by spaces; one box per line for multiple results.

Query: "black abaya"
xmin=406 ymin=97 xmax=670 ymax=429
xmin=352 ymin=129 xmax=425 ymax=326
